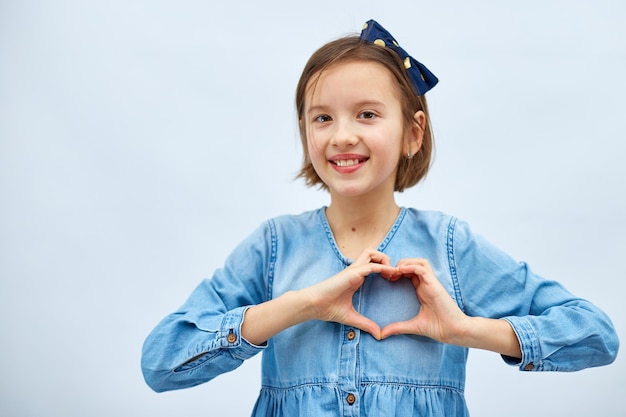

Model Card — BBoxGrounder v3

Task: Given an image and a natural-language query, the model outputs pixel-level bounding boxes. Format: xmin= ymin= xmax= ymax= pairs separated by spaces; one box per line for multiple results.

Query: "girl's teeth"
xmin=336 ymin=159 xmax=359 ymax=167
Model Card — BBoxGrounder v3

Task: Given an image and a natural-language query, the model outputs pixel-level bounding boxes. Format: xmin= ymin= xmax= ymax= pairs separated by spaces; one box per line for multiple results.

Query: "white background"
xmin=1 ymin=1 xmax=624 ymax=416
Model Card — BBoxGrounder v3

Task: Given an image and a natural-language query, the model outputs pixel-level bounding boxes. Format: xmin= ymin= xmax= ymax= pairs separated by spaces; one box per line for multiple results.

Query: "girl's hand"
xmin=304 ymin=249 xmax=397 ymax=340
xmin=380 ymin=258 xmax=469 ymax=343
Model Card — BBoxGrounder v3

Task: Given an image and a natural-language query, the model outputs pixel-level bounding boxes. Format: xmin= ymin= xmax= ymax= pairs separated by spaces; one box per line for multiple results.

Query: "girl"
xmin=141 ymin=20 xmax=618 ymax=416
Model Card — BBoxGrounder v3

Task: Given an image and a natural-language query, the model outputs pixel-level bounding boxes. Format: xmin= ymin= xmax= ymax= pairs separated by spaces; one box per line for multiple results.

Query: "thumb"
xmin=349 ymin=314 xmax=382 ymax=341
xmin=380 ymin=320 xmax=417 ymax=339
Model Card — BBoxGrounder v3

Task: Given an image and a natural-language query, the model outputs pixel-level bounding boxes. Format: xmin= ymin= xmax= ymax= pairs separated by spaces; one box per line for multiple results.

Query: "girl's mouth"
xmin=333 ymin=159 xmax=365 ymax=167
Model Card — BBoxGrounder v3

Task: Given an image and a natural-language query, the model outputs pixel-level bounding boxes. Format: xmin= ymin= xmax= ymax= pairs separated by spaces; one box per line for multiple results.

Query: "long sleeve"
xmin=141 ymin=222 xmax=274 ymax=392
xmin=448 ymin=217 xmax=619 ymax=372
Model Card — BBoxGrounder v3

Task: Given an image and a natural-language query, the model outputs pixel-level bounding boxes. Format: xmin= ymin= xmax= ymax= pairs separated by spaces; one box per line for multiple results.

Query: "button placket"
xmin=338 ymin=298 xmax=361 ymax=415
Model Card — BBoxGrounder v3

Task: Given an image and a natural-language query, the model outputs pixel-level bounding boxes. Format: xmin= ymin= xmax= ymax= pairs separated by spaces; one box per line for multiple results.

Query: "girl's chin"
xmin=328 ymin=184 xmax=392 ymax=200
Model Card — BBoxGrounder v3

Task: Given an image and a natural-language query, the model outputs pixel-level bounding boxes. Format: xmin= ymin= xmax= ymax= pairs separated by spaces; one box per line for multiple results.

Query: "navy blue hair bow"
xmin=360 ymin=19 xmax=438 ymax=95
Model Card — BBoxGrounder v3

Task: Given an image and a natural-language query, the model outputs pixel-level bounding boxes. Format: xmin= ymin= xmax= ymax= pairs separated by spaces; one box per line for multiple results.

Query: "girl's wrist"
xmin=285 ymin=289 xmax=318 ymax=323
xmin=292 ymin=287 xmax=321 ymax=322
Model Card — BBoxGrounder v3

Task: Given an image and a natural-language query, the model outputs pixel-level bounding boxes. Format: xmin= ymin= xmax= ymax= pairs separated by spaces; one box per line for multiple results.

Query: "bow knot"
xmin=360 ymin=20 xmax=438 ymax=96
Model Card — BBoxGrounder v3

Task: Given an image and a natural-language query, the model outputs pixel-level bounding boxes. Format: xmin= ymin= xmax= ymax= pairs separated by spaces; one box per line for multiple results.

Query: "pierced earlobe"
xmin=406 ymin=152 xmax=414 ymax=160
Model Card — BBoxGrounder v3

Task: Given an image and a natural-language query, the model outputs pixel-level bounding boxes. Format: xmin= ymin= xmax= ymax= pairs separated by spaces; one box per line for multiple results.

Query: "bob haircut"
xmin=295 ymin=35 xmax=434 ymax=192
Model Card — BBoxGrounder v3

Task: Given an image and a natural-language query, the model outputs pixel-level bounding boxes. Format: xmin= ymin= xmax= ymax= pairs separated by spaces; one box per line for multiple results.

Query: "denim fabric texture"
xmin=141 ymin=208 xmax=618 ymax=416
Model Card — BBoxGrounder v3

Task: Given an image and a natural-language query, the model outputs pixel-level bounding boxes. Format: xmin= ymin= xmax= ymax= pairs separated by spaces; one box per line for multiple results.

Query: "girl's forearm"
xmin=453 ymin=317 xmax=522 ymax=358
xmin=241 ymin=290 xmax=314 ymax=346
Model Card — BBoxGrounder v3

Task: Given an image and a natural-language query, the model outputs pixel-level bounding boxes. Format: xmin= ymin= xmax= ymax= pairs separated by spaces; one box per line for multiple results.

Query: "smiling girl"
xmin=141 ymin=20 xmax=618 ymax=416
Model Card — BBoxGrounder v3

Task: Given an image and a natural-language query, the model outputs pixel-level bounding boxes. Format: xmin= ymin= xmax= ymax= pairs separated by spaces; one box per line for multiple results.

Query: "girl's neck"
xmin=325 ymin=193 xmax=401 ymax=259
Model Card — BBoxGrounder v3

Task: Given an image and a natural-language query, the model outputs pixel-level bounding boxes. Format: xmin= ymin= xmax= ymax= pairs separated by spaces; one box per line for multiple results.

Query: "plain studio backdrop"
xmin=1 ymin=1 xmax=624 ymax=416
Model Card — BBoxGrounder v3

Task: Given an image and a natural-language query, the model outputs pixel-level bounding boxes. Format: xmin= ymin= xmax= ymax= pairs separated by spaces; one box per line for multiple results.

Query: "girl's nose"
xmin=330 ymin=120 xmax=358 ymax=147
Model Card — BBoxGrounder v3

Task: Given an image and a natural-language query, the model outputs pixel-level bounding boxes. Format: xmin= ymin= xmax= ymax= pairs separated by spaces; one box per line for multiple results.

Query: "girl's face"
xmin=303 ymin=61 xmax=417 ymax=200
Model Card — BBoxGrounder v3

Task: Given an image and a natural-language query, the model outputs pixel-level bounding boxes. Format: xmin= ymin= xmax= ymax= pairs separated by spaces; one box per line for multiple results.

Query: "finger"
xmin=360 ymin=262 xmax=397 ymax=277
xmin=342 ymin=263 xmax=397 ymax=290
xmin=383 ymin=269 xmax=403 ymax=281
xmin=367 ymin=251 xmax=392 ymax=266
xmin=353 ymin=249 xmax=391 ymax=267
xmin=378 ymin=263 xmax=400 ymax=280
xmin=396 ymin=257 xmax=428 ymax=267
xmin=395 ymin=258 xmax=418 ymax=268
xmin=397 ymin=266 xmax=443 ymax=295
xmin=396 ymin=263 xmax=433 ymax=280
xmin=396 ymin=257 xmax=432 ymax=268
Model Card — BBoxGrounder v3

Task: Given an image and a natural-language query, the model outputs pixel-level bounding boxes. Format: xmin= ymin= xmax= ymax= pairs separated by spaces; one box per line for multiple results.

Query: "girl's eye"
xmin=314 ymin=114 xmax=332 ymax=123
xmin=359 ymin=111 xmax=377 ymax=120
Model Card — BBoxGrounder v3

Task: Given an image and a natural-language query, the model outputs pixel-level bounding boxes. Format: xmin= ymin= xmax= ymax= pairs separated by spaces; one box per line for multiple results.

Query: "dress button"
xmin=524 ymin=363 xmax=534 ymax=371
xmin=346 ymin=393 xmax=356 ymax=405
xmin=346 ymin=329 xmax=356 ymax=340
xmin=227 ymin=333 xmax=237 ymax=343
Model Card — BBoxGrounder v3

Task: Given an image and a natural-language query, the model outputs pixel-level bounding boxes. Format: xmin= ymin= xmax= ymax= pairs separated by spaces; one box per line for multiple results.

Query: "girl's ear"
xmin=404 ymin=110 xmax=426 ymax=157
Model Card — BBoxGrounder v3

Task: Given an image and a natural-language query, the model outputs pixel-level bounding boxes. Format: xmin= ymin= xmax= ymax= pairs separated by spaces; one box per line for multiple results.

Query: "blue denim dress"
xmin=142 ymin=208 xmax=618 ymax=416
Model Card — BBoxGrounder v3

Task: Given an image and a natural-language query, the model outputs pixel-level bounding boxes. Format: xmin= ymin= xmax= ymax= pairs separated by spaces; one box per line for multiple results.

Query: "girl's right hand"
xmin=302 ymin=249 xmax=397 ymax=340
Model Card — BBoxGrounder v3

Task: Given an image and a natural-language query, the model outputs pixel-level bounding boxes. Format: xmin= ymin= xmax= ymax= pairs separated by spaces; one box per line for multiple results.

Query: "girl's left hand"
xmin=380 ymin=258 xmax=469 ymax=343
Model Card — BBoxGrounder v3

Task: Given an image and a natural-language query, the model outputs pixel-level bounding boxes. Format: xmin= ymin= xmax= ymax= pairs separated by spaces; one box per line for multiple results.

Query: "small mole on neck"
xmin=351 ymin=227 xmax=356 ymax=232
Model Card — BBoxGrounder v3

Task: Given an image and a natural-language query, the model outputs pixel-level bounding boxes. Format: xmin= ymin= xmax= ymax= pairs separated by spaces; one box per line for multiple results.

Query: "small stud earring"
xmin=406 ymin=152 xmax=414 ymax=159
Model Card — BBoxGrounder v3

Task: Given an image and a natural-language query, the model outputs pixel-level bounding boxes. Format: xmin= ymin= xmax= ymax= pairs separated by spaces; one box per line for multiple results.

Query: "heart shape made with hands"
xmin=362 ymin=273 xmax=421 ymax=339
xmin=341 ymin=257 xmax=464 ymax=342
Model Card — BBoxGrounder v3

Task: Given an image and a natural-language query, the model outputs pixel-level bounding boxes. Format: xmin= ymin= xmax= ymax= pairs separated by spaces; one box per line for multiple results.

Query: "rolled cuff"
xmin=219 ymin=306 xmax=267 ymax=360
xmin=501 ymin=316 xmax=543 ymax=371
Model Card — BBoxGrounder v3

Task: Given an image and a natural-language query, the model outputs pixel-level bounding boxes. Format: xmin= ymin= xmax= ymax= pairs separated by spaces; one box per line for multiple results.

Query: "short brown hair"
xmin=295 ymin=36 xmax=434 ymax=192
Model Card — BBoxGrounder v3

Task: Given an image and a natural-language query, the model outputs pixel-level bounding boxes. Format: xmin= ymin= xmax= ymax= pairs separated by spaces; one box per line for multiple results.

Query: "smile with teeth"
xmin=332 ymin=158 xmax=367 ymax=167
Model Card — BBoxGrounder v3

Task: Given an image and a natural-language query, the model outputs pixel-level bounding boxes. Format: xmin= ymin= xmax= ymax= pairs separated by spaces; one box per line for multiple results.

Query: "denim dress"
xmin=141 ymin=208 xmax=618 ymax=416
